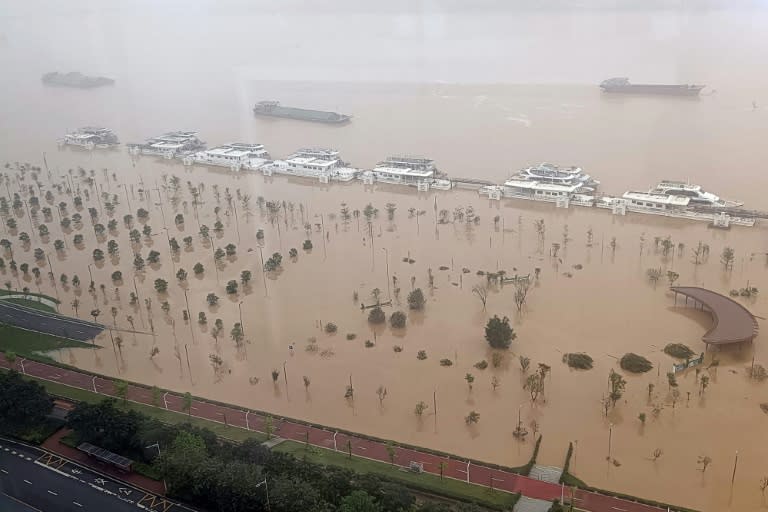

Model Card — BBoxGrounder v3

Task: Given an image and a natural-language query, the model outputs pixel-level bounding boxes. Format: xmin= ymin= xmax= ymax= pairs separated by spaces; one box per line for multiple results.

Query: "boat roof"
xmin=623 ymin=191 xmax=690 ymax=205
xmin=286 ymin=156 xmax=337 ymax=167
xmin=78 ymin=126 xmax=112 ymax=133
xmin=656 ymin=181 xmax=702 ymax=191
xmin=374 ymin=165 xmax=433 ymax=177
xmin=149 ymin=131 xmax=199 ymax=142
xmin=204 ymin=143 xmax=265 ymax=157
xmin=504 ymin=180 xmax=580 ymax=192
xmin=292 ymin=148 xmax=339 ymax=159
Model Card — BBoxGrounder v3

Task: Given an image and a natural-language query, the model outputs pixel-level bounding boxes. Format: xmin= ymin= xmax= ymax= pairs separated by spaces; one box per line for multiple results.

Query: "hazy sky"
xmin=2 ymin=0 xmax=768 ymax=84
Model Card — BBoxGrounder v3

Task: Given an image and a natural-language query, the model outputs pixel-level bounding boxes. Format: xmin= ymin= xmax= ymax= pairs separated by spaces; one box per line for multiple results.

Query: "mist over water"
xmin=2 ymin=2 xmax=768 ymax=511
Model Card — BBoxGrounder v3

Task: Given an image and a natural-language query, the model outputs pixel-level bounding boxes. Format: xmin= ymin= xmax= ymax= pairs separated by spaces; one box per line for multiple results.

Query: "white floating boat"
xmin=58 ymin=127 xmax=119 ymax=149
xmin=650 ymin=180 xmax=743 ymax=208
xmin=185 ymin=143 xmax=269 ymax=171
xmin=361 ymin=155 xmax=450 ymax=190
xmin=513 ymin=162 xmax=599 ymax=192
xmin=127 ymin=131 xmax=205 ymax=159
xmin=261 ymin=148 xmax=360 ymax=182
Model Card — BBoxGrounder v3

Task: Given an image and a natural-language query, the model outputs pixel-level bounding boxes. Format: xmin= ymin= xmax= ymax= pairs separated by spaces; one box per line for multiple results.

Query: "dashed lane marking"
xmin=73 ymin=502 xmax=83 ymax=507
xmin=23 ymin=479 xmax=32 ymax=484
xmin=47 ymin=490 xmax=58 ymax=496
xmin=1 ymin=469 xmax=8 ymax=474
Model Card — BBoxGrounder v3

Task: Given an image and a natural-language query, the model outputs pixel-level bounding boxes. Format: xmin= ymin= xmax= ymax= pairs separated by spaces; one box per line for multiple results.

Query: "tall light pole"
xmin=238 ymin=301 xmax=245 ymax=339
xmin=45 ymin=253 xmax=60 ymax=309
xmin=146 ymin=443 xmax=167 ymax=493
xmin=121 ymin=184 xmax=132 ymax=214
xmin=315 ymin=213 xmax=326 ymax=260
xmin=209 ymin=237 xmax=220 ymax=284
xmin=232 ymin=200 xmax=241 ymax=243
xmin=255 ymin=477 xmax=271 ymax=511
xmin=258 ymin=245 xmax=268 ymax=298
xmin=183 ymin=289 xmax=196 ymax=344
xmin=607 ymin=423 xmax=614 ymax=460
xmin=382 ymin=247 xmax=390 ymax=301
xmin=132 ymin=275 xmax=145 ymax=327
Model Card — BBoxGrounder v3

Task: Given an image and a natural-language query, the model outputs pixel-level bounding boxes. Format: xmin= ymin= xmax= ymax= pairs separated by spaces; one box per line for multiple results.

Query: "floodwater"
xmin=2 ymin=2 xmax=768 ymax=511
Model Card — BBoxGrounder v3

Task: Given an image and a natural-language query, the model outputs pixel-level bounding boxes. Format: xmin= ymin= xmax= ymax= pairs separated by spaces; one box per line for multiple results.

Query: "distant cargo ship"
xmin=600 ymin=77 xmax=704 ymax=96
xmin=253 ymin=101 xmax=351 ymax=124
xmin=42 ymin=72 xmax=115 ymax=89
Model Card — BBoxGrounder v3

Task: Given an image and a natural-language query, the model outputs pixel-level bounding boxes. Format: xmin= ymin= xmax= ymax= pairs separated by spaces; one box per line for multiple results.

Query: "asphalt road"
xmin=0 ymin=437 xmax=185 ymax=512
xmin=0 ymin=301 xmax=103 ymax=341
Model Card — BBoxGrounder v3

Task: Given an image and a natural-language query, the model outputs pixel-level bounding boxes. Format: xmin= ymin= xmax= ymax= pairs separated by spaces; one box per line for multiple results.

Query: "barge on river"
xmin=253 ymin=101 xmax=351 ymax=124
xmin=600 ymin=77 xmax=704 ymax=96
xmin=58 ymin=127 xmax=119 ymax=149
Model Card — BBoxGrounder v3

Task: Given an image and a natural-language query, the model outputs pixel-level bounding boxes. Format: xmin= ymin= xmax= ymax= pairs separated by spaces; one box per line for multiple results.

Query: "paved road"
xmin=0 ymin=354 xmax=675 ymax=512
xmin=0 ymin=437 xmax=185 ymax=512
xmin=0 ymin=301 xmax=103 ymax=341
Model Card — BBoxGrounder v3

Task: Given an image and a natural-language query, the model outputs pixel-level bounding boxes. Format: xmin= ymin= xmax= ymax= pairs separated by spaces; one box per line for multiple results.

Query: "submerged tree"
xmin=465 ymin=410 xmax=480 ymax=425
xmin=407 ymin=288 xmax=425 ymax=310
xmin=485 ymin=315 xmax=515 ymax=349
xmin=721 ymin=247 xmax=735 ymax=270
xmin=609 ymin=369 xmax=627 ymax=406
xmin=472 ymin=284 xmax=489 ymax=309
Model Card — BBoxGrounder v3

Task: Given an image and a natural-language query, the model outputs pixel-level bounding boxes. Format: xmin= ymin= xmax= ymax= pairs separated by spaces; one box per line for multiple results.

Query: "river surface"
xmin=2 ymin=2 xmax=768 ymax=511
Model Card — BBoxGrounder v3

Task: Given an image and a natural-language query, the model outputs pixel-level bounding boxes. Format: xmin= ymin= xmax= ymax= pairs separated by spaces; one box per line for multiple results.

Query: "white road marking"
xmin=611 ymin=508 xmax=628 ymax=511
xmin=11 ymin=451 xmax=16 ymax=455
xmin=47 ymin=490 xmax=58 ymax=496
xmin=25 ymin=457 xmax=31 ymax=461
xmin=23 ymin=479 xmax=32 ymax=484
xmin=0 ymin=469 xmax=8 ymax=474
xmin=73 ymin=502 xmax=83 ymax=507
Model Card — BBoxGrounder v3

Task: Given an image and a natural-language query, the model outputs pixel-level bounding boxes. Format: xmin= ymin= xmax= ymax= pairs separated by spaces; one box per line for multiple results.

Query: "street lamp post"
xmin=45 ymin=253 xmax=60 ymax=309
xmin=183 ymin=289 xmax=196 ymax=344
xmin=146 ymin=444 xmax=167 ymax=492
xmin=258 ymin=245 xmax=268 ymax=298
xmin=132 ymin=275 xmax=146 ymax=327
xmin=382 ymin=248 xmax=390 ymax=301
xmin=238 ymin=301 xmax=245 ymax=339
xmin=607 ymin=423 xmax=614 ymax=460
xmin=121 ymin=184 xmax=132 ymax=214
xmin=255 ymin=477 xmax=271 ymax=511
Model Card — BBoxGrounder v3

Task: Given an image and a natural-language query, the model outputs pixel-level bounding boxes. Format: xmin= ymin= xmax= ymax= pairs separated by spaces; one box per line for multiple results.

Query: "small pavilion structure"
xmin=671 ymin=286 xmax=759 ymax=346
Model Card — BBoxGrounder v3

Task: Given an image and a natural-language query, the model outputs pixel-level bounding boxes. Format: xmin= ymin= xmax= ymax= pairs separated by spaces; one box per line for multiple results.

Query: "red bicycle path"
xmin=0 ymin=354 xmax=672 ymax=512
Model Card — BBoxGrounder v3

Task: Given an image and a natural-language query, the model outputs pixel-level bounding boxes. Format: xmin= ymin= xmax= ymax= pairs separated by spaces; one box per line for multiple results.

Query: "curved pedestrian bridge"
xmin=671 ymin=286 xmax=759 ymax=345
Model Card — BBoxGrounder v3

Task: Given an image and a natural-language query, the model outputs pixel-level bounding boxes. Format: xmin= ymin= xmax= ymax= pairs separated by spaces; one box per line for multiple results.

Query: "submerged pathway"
xmin=0 ymin=353 xmax=677 ymax=512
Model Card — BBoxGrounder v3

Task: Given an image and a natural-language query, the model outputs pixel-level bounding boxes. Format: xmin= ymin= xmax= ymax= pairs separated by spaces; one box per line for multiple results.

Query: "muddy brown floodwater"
xmin=1 ymin=145 xmax=766 ymax=512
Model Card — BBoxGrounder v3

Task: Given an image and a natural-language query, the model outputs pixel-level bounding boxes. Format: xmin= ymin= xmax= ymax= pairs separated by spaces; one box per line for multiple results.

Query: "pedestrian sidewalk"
xmin=42 ymin=429 xmax=165 ymax=495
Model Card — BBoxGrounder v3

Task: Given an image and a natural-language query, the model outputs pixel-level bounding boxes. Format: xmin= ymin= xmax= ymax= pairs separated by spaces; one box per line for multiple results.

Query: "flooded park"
xmin=1 ymin=143 xmax=767 ymax=511
xmin=3 ymin=3 xmax=768 ymax=508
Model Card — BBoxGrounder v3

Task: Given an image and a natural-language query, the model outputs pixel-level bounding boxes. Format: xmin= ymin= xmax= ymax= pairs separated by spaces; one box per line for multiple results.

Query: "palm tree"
xmin=90 ymin=308 xmax=101 ymax=323
xmin=465 ymin=411 xmax=480 ymax=425
xmin=110 ymin=306 xmax=118 ymax=326
xmin=71 ymin=299 xmax=80 ymax=317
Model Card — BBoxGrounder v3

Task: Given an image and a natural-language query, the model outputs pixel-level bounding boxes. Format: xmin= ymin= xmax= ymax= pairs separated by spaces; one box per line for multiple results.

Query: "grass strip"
xmin=275 ymin=440 xmax=519 ymax=511
xmin=0 ymin=324 xmax=92 ymax=360
xmin=4 ymin=370 xmax=266 ymax=444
